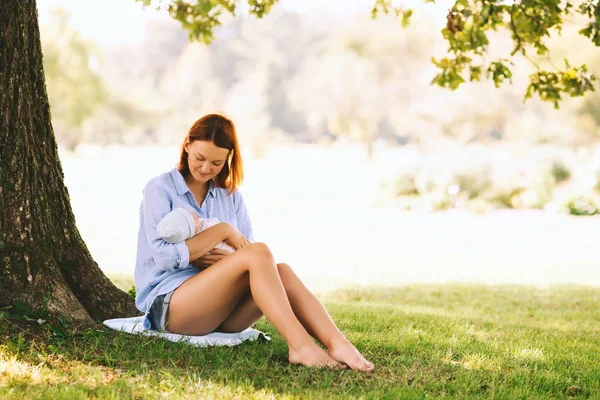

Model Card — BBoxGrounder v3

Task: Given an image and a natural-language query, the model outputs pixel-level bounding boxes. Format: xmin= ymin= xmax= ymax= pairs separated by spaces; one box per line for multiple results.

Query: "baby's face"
xmin=190 ymin=212 xmax=201 ymax=233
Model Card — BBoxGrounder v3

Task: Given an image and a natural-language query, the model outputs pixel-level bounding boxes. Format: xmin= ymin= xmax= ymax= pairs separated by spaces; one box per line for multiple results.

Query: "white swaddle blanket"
xmin=103 ymin=316 xmax=271 ymax=347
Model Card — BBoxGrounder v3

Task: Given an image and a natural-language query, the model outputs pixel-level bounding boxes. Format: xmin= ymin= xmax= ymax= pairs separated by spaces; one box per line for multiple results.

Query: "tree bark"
xmin=0 ymin=0 xmax=139 ymax=325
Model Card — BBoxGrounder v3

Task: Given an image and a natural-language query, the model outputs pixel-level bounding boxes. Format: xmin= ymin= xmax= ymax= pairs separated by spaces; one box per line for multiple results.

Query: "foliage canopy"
xmin=137 ymin=0 xmax=599 ymax=108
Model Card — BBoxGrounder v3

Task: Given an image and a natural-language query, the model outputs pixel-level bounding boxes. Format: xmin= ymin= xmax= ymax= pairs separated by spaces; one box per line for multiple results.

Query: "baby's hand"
xmin=190 ymin=211 xmax=201 ymax=234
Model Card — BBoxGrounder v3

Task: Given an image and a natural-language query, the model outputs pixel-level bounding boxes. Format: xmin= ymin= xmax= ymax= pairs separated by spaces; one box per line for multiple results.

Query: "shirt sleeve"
xmin=233 ymin=189 xmax=255 ymax=241
xmin=142 ymin=182 xmax=190 ymax=271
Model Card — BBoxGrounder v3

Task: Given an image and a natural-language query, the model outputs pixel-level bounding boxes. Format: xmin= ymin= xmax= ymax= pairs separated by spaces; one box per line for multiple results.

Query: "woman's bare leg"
xmin=277 ymin=263 xmax=374 ymax=372
xmin=166 ymin=243 xmax=341 ymax=368
xmin=215 ymin=263 xmax=374 ymax=372
xmin=214 ymin=290 xmax=263 ymax=333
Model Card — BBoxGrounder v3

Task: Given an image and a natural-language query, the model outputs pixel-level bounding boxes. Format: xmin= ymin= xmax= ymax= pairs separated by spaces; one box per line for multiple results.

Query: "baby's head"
xmin=157 ymin=208 xmax=201 ymax=243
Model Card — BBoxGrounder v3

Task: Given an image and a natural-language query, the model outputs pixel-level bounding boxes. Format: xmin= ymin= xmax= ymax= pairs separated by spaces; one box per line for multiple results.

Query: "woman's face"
xmin=185 ymin=140 xmax=230 ymax=183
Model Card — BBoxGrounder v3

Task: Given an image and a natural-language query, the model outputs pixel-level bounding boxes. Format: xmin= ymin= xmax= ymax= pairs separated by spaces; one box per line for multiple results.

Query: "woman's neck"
xmin=184 ymin=175 xmax=208 ymax=194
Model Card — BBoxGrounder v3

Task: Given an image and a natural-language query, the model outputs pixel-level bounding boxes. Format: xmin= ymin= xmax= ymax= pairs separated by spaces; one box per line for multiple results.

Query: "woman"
xmin=134 ymin=113 xmax=374 ymax=371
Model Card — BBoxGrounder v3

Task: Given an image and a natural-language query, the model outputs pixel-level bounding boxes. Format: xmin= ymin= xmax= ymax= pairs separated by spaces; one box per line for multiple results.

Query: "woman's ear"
xmin=184 ymin=140 xmax=190 ymax=153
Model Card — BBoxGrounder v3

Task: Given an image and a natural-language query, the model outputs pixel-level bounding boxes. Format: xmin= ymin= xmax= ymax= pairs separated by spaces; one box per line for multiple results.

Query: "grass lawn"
xmin=1 ymin=284 xmax=599 ymax=399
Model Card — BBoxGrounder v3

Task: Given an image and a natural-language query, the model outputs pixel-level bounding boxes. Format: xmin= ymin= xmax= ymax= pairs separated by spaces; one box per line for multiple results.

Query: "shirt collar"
xmin=207 ymin=179 xmax=216 ymax=198
xmin=171 ymin=167 xmax=217 ymax=198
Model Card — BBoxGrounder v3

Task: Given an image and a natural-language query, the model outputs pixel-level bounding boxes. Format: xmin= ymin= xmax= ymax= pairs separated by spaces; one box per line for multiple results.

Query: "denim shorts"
xmin=148 ymin=290 xmax=174 ymax=332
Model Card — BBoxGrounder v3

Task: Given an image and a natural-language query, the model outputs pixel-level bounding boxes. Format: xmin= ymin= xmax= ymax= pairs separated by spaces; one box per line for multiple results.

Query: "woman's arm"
xmin=185 ymin=222 xmax=231 ymax=261
xmin=191 ymin=189 xmax=254 ymax=259
xmin=142 ymin=182 xmax=191 ymax=271
xmin=187 ymin=221 xmax=252 ymax=261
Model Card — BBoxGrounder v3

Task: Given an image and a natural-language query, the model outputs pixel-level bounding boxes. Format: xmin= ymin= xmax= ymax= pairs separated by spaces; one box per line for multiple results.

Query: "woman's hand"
xmin=190 ymin=248 xmax=231 ymax=269
xmin=224 ymin=225 xmax=251 ymax=250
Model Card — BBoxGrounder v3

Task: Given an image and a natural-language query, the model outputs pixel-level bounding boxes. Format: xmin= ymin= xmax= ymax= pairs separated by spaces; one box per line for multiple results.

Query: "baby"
xmin=157 ymin=208 xmax=235 ymax=253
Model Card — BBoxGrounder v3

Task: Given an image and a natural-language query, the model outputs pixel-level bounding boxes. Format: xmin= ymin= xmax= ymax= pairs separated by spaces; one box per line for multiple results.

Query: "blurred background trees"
xmin=41 ymin=4 xmax=600 ymax=152
xmin=40 ymin=2 xmax=600 ymax=214
xmin=41 ymin=8 xmax=107 ymax=150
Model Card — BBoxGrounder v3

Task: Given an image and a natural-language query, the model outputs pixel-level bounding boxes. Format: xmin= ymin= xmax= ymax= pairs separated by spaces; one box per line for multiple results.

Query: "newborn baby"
xmin=157 ymin=208 xmax=235 ymax=253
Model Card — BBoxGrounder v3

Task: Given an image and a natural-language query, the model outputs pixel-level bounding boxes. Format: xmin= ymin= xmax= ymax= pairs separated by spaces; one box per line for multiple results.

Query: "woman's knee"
xmin=246 ymin=242 xmax=274 ymax=261
xmin=277 ymin=263 xmax=297 ymax=286
xmin=277 ymin=262 xmax=292 ymax=275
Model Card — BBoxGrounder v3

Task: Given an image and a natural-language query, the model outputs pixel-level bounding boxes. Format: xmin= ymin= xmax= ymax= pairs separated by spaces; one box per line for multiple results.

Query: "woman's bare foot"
xmin=289 ymin=343 xmax=345 ymax=369
xmin=327 ymin=339 xmax=374 ymax=372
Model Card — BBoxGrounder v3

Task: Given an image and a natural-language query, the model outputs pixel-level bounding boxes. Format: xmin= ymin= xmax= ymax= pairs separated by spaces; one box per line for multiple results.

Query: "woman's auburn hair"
xmin=178 ymin=113 xmax=243 ymax=194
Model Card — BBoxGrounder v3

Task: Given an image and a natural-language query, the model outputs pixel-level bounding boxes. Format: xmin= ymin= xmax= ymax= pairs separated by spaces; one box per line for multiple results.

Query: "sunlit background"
xmin=38 ymin=0 xmax=600 ymax=292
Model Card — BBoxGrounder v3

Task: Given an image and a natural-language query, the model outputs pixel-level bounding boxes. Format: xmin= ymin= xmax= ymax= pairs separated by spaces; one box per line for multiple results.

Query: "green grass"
xmin=1 ymin=284 xmax=599 ymax=399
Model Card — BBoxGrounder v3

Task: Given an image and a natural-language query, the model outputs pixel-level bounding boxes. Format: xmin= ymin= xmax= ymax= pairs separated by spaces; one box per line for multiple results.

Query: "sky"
xmin=38 ymin=0 xmax=450 ymax=46
xmin=38 ymin=0 xmax=369 ymax=46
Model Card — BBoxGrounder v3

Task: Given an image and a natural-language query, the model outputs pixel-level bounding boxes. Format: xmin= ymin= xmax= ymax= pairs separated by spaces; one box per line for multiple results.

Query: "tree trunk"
xmin=0 ymin=0 xmax=139 ymax=325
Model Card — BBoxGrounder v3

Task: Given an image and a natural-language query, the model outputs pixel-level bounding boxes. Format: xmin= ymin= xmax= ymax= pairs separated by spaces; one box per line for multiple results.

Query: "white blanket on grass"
xmin=103 ymin=316 xmax=271 ymax=347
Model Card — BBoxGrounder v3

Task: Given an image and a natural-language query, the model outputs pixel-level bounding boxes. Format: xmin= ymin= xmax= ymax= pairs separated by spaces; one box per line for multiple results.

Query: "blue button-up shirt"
xmin=134 ymin=167 xmax=254 ymax=329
